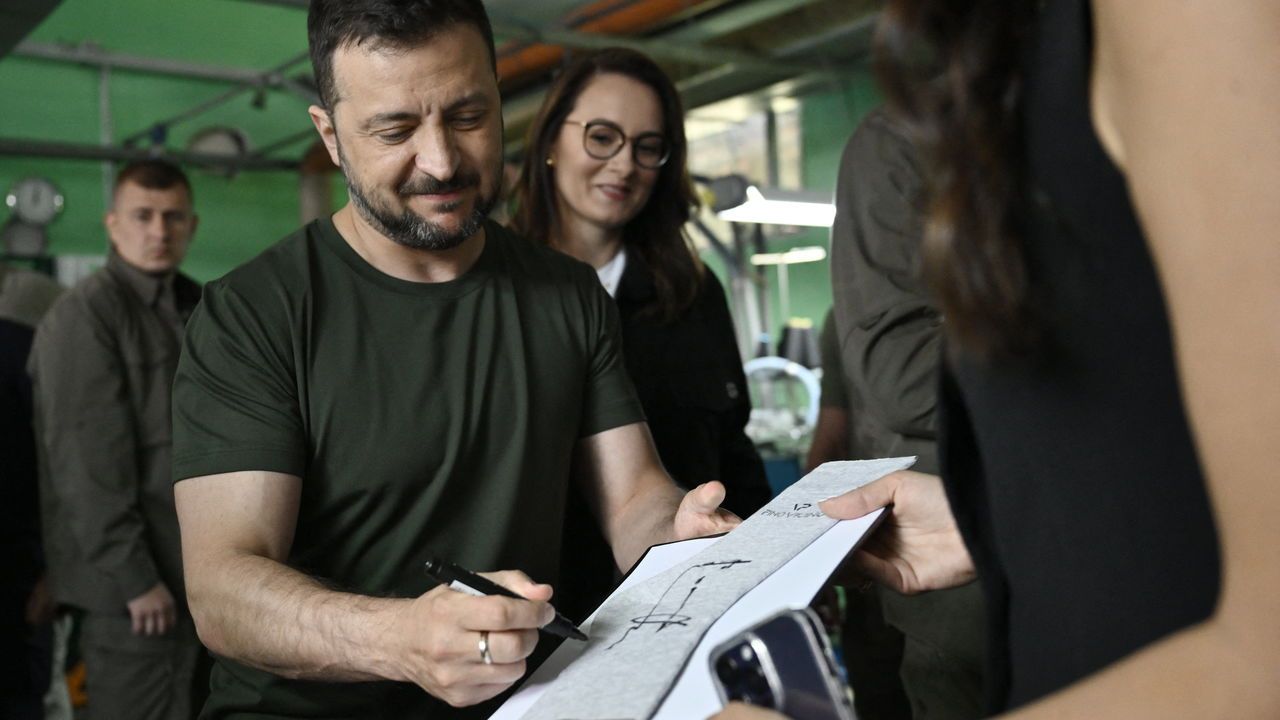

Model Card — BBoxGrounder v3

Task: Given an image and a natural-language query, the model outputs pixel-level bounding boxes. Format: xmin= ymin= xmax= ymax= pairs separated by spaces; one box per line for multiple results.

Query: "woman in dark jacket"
xmin=512 ymin=48 xmax=770 ymax=617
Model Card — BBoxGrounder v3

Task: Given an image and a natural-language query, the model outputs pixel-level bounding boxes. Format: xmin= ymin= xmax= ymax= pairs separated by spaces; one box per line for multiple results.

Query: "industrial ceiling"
xmin=0 ymin=0 xmax=882 ymax=171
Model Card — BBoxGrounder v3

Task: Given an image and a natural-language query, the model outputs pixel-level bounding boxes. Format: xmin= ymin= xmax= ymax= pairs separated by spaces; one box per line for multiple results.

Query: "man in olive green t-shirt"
xmin=170 ymin=2 xmax=737 ymax=719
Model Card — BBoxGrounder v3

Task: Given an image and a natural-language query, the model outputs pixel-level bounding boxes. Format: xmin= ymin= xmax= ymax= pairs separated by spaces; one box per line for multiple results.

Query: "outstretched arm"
xmin=575 ymin=422 xmax=740 ymax=573
xmin=176 ymin=470 xmax=555 ymax=707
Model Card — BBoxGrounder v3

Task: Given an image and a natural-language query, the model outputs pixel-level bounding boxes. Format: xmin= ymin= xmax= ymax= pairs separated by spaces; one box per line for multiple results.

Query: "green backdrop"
xmin=0 ymin=0 xmax=314 ymax=281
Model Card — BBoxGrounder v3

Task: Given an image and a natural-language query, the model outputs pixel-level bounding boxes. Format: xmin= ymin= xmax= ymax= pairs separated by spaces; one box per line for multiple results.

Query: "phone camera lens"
xmin=716 ymin=642 xmax=777 ymax=709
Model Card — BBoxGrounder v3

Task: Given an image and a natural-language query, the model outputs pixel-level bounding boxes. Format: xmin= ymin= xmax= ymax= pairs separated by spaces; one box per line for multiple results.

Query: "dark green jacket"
xmin=829 ymin=108 xmax=943 ymax=474
xmin=28 ymin=252 xmax=200 ymax=613
xmin=829 ymin=109 xmax=987 ymax=719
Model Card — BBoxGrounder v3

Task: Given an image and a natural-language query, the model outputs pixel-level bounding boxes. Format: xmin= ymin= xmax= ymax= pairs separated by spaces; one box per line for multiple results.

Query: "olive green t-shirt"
xmin=172 ymin=218 xmax=643 ymax=719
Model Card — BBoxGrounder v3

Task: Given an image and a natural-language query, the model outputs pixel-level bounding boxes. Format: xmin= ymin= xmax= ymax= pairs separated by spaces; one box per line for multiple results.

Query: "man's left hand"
xmin=673 ymin=481 xmax=741 ymax=540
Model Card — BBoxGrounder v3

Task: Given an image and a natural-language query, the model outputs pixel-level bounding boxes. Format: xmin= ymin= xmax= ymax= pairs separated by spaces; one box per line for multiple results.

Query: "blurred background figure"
xmin=801 ymin=106 xmax=986 ymax=720
xmin=513 ymin=47 xmax=771 ymax=619
xmin=804 ymin=308 xmax=913 ymax=720
xmin=805 ymin=311 xmax=863 ymax=475
xmin=28 ymin=160 xmax=206 ymax=720
xmin=0 ymin=262 xmax=61 ymax=720
xmin=828 ymin=107 xmax=984 ymax=720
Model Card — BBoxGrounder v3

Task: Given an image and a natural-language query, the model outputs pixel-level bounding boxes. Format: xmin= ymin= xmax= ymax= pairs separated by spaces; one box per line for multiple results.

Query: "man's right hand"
xmin=127 ymin=582 xmax=177 ymax=636
xmin=390 ymin=569 xmax=555 ymax=707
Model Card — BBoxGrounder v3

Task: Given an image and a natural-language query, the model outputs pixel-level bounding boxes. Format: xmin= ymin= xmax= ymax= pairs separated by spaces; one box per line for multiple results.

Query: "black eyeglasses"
xmin=563 ymin=119 xmax=671 ymax=170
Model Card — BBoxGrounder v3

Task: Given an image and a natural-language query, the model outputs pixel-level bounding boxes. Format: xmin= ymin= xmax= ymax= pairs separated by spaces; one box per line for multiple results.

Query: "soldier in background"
xmin=29 ymin=160 xmax=205 ymax=720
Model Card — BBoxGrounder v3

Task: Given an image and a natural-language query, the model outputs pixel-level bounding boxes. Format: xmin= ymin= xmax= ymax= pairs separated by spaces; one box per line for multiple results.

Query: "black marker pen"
xmin=423 ymin=558 xmax=589 ymax=641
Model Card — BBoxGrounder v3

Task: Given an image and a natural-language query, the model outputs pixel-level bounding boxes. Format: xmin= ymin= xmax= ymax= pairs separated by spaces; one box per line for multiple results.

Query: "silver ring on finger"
xmin=478 ymin=630 xmax=493 ymax=665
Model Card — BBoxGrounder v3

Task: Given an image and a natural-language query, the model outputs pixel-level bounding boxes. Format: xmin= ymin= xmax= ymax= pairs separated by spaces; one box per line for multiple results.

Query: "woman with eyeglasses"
xmin=512 ymin=48 xmax=771 ymax=618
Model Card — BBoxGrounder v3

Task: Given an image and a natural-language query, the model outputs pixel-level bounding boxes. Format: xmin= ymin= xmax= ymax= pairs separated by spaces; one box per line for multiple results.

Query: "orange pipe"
xmin=497 ymin=0 xmax=721 ymax=86
xmin=563 ymin=0 xmax=643 ymax=27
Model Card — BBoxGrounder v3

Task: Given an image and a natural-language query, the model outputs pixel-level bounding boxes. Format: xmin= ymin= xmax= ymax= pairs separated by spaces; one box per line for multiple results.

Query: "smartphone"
xmin=709 ymin=607 xmax=855 ymax=720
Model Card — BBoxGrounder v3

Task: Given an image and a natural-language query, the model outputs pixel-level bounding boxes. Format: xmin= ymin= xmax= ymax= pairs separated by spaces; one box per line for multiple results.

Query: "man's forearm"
xmin=188 ymin=551 xmax=409 ymax=683
xmin=605 ymin=476 xmax=685 ymax=573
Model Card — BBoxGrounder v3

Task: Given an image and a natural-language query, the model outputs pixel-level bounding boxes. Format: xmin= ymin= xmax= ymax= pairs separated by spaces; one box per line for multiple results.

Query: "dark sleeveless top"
xmin=938 ymin=0 xmax=1221 ymax=711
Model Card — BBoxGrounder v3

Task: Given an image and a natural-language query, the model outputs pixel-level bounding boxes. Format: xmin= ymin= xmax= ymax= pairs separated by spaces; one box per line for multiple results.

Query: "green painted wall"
xmin=0 ymin=0 xmax=315 ymax=282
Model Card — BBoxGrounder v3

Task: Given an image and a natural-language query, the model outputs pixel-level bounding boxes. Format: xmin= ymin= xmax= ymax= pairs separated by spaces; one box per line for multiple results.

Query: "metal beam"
xmin=252 ymin=127 xmax=316 ymax=158
xmin=0 ymin=138 xmax=299 ymax=172
xmin=117 ymin=50 xmax=311 ymax=147
xmin=13 ymin=41 xmax=268 ymax=84
xmin=278 ymin=76 xmax=320 ymax=106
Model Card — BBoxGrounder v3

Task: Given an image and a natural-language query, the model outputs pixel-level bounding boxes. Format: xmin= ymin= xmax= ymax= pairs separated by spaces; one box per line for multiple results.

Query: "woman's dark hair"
xmin=512 ymin=48 xmax=703 ymax=323
xmin=875 ymin=0 xmax=1037 ymax=357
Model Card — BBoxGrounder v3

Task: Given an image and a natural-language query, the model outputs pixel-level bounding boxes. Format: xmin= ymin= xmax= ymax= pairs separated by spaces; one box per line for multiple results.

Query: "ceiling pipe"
xmin=117 ymin=50 xmax=311 ymax=147
xmin=221 ymin=0 xmax=845 ymax=93
xmin=252 ymin=127 xmax=317 ymax=159
xmin=489 ymin=20 xmax=828 ymax=78
xmin=13 ymin=41 xmax=267 ymax=84
xmin=226 ymin=0 xmax=735 ymax=87
xmin=502 ymin=7 xmax=880 ymax=155
xmin=658 ymin=0 xmax=830 ymax=45
xmin=0 ymin=138 xmax=299 ymax=172
xmin=494 ymin=0 xmax=724 ymax=91
xmin=497 ymin=0 xmax=849 ymax=148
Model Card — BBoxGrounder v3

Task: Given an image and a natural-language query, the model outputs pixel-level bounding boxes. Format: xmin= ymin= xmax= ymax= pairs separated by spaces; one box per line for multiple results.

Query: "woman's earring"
xmin=545 ymin=156 xmax=555 ymax=166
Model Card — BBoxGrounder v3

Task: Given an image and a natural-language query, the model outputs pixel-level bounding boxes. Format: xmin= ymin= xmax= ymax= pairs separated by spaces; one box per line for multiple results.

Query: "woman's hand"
xmin=820 ymin=470 xmax=975 ymax=594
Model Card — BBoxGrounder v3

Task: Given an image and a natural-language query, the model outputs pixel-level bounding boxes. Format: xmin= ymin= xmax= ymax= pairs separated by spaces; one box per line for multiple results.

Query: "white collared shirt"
xmin=595 ymin=247 xmax=628 ymax=298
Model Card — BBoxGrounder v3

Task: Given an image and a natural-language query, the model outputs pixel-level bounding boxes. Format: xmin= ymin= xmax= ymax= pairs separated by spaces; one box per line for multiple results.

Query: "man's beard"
xmin=339 ymin=144 xmax=498 ymax=252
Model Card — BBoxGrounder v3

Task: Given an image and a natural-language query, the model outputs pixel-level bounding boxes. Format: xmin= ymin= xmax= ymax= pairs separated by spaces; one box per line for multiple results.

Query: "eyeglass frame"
xmin=561 ymin=118 xmax=672 ymax=170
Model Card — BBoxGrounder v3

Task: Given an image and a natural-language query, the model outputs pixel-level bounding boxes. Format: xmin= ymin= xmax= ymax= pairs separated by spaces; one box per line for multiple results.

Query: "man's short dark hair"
xmin=113 ymin=159 xmax=193 ymax=203
xmin=308 ymin=0 xmax=498 ymax=110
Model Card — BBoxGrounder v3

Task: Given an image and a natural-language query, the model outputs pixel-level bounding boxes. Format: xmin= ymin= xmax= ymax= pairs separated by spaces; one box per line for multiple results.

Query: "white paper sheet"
xmin=492 ymin=458 xmax=909 ymax=719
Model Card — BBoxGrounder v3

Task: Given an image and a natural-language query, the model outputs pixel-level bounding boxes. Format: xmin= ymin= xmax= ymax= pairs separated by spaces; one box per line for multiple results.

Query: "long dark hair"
xmin=876 ymin=0 xmax=1037 ymax=357
xmin=512 ymin=48 xmax=703 ymax=323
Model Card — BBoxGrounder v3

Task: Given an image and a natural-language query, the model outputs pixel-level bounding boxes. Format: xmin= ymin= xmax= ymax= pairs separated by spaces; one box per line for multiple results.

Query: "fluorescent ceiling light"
xmin=749 ymin=246 xmax=828 ymax=266
xmin=716 ymin=185 xmax=836 ymax=227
